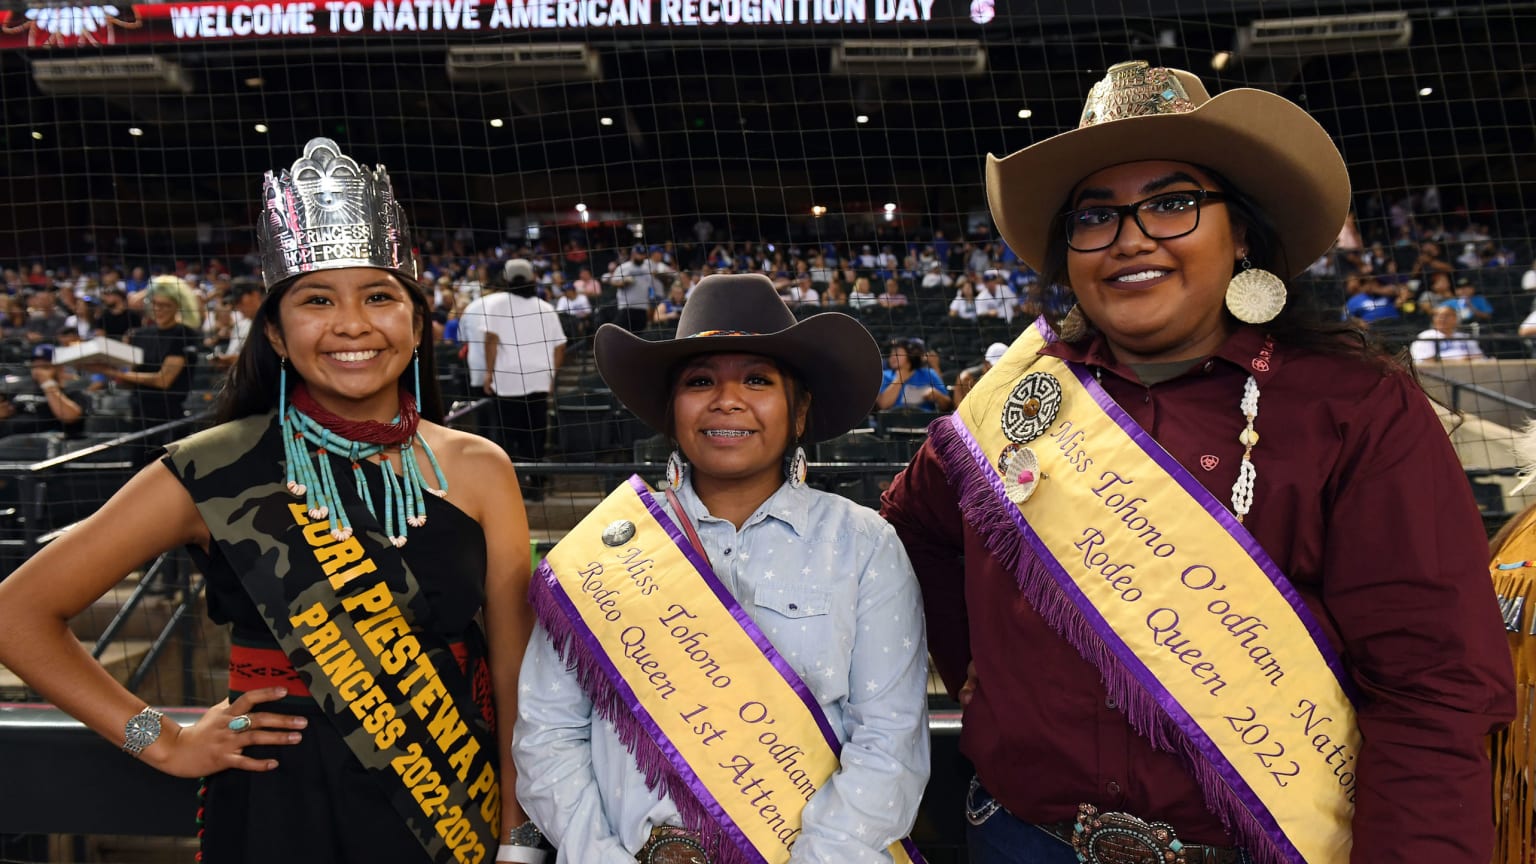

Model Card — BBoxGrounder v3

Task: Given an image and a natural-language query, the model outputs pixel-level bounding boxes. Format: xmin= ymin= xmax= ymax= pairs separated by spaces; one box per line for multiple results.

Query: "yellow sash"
xmin=941 ymin=321 xmax=1356 ymax=864
xmin=532 ymin=476 xmax=921 ymax=864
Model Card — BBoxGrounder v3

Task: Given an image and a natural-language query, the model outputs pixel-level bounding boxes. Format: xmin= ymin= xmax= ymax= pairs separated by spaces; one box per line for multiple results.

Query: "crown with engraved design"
xmin=256 ymin=137 xmax=418 ymax=291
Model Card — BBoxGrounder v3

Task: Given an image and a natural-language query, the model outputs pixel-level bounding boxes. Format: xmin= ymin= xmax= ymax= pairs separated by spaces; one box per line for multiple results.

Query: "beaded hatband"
xmin=279 ymin=375 xmax=447 ymax=547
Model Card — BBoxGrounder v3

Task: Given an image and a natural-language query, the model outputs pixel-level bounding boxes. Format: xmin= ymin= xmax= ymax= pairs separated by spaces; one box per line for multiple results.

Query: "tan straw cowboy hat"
xmin=987 ymin=60 xmax=1351 ymax=278
xmin=594 ymin=273 xmax=882 ymax=443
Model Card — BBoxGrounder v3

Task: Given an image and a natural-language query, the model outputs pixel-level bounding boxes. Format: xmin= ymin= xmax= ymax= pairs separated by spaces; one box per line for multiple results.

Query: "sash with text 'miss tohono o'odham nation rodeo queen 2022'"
xmin=928 ymin=317 xmax=1359 ymax=864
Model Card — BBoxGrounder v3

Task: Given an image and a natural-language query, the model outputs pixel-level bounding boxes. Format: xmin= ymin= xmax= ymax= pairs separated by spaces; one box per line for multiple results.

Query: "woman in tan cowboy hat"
xmin=883 ymin=61 xmax=1513 ymax=864
xmin=513 ymin=273 xmax=931 ymax=863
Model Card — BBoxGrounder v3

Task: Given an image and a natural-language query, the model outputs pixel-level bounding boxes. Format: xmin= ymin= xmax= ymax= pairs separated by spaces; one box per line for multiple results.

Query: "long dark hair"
xmin=216 ymin=270 xmax=443 ymax=424
xmin=1039 ymin=165 xmax=1401 ymax=371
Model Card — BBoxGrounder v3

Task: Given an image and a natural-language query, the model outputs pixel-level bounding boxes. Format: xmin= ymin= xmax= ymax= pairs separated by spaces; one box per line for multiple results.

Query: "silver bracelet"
xmin=505 ymin=821 xmax=546 ymax=847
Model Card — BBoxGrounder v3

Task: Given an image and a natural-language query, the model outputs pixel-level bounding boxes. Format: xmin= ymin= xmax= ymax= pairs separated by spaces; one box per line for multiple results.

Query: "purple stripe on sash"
xmin=531 ymin=477 xmax=929 ymax=864
xmin=631 ymin=480 xmax=931 ymax=860
xmin=627 ymin=476 xmax=845 ymax=750
xmin=529 ymin=557 xmax=764 ymax=864
xmin=1065 ymin=364 xmax=1359 ymax=700
xmin=930 ymin=415 xmax=1300 ymax=864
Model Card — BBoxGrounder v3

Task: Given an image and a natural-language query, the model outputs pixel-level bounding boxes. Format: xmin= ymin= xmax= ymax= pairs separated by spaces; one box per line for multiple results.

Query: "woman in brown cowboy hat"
xmin=883 ymin=61 xmax=1513 ymax=864
xmin=513 ymin=273 xmax=931 ymax=863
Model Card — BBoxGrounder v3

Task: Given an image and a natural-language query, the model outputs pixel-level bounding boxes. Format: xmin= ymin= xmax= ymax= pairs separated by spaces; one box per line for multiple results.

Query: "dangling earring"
xmin=411 ymin=347 xmax=422 ymax=410
xmin=1225 ymin=257 xmax=1287 ymax=324
xmin=666 ymin=450 xmax=687 ymax=489
xmin=278 ymin=357 xmax=307 ymax=497
xmin=1057 ymin=304 xmax=1089 ymax=342
xmin=786 ymin=445 xmax=808 ymax=490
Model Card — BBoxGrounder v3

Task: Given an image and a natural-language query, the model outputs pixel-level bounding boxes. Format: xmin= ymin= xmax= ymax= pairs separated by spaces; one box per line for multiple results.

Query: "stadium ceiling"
xmin=1 ymin=1 xmax=1531 ymax=247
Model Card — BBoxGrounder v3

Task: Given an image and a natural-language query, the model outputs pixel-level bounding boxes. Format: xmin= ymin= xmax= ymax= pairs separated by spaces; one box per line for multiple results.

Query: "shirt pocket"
xmin=752 ymin=586 xmax=831 ymax=620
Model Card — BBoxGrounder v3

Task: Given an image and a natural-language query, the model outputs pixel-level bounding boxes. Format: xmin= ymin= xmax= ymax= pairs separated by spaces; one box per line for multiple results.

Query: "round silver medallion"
xmin=601 ymin=520 xmax=636 ymax=547
xmin=1001 ymin=373 xmax=1063 ymax=444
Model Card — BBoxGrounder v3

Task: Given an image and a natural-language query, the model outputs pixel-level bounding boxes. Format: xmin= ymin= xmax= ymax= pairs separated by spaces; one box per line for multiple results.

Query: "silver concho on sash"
xmin=1001 ymin=373 xmax=1063 ymax=444
xmin=602 ymin=520 xmax=637 ymax=547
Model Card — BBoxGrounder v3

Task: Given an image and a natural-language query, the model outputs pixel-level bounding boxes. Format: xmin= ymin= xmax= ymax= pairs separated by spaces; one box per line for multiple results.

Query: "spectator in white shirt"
xmin=1411 ymin=305 xmax=1485 ymax=362
xmin=982 ymin=270 xmax=1018 ymax=322
xmin=784 ymin=273 xmax=820 ymax=308
xmin=949 ymin=277 xmax=981 ymax=320
xmin=922 ymin=260 xmax=954 ymax=293
xmin=459 ymin=259 xmax=567 ymax=499
xmin=848 ymin=276 xmax=879 ymax=310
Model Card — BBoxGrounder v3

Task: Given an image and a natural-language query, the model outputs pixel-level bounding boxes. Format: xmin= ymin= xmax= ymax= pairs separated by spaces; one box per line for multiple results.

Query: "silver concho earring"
xmin=666 ymin=450 xmax=687 ymax=489
xmin=1225 ymin=257 xmax=1287 ymax=324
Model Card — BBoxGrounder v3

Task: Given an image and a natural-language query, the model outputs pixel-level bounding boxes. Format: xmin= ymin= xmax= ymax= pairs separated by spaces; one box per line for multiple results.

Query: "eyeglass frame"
xmin=1060 ymin=189 xmax=1228 ymax=253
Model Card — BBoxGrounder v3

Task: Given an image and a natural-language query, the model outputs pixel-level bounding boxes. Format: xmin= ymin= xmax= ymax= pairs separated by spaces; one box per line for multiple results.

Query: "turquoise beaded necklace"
xmin=279 ymin=370 xmax=448 ymax=547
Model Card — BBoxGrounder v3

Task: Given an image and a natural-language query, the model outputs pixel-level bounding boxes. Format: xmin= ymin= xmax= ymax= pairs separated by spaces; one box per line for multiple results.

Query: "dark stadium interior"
xmin=4 ymin=0 xmax=1534 ymax=260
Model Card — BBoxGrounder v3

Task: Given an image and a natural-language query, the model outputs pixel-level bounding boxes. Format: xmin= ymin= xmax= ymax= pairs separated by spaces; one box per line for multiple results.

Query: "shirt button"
xmin=1203 ymin=360 xmax=1214 ymax=373
xmin=1106 ymin=780 xmax=1122 ymax=796
xmin=788 ymin=603 xmax=798 ymax=611
xmin=1105 ymin=697 xmax=1118 ymax=710
xmin=723 ymin=548 xmax=733 ymax=556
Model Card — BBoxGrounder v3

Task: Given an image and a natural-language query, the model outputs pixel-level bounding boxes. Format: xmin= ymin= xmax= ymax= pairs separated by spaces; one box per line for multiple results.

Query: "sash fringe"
xmin=1491 ymin=557 xmax=1536 ymax=864
xmin=528 ymin=562 xmax=758 ymax=864
xmin=927 ymin=418 xmax=1288 ymax=864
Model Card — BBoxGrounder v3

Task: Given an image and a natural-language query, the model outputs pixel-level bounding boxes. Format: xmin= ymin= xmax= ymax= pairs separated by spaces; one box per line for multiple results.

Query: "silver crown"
xmin=257 ymin=138 xmax=417 ymax=290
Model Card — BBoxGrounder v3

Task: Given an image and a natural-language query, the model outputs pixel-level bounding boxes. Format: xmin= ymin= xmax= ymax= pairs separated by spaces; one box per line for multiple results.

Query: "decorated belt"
xmin=1042 ymin=804 xmax=1244 ymax=864
xmin=636 ymin=826 xmax=711 ymax=864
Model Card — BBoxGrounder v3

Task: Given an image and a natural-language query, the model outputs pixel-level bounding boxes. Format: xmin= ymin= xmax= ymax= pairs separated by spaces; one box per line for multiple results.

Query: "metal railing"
xmin=1416 ymin=366 xmax=1536 ymax=414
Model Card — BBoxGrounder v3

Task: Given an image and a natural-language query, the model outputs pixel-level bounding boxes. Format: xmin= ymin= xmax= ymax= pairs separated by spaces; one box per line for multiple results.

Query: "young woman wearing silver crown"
xmin=513 ymin=273 xmax=931 ymax=864
xmin=0 ymin=138 xmax=543 ymax=864
xmin=882 ymin=62 xmax=1514 ymax=864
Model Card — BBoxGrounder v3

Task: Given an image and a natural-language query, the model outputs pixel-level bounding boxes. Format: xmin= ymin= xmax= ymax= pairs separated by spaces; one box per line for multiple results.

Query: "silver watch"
xmin=122 ymin=706 xmax=164 ymax=757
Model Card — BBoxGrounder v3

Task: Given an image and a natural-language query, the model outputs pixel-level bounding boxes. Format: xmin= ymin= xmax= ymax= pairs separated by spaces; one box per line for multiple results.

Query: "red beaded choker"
xmin=289 ymin=383 xmax=419 ymax=446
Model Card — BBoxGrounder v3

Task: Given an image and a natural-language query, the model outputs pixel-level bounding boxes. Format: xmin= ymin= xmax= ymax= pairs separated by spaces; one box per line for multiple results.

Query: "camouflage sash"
xmin=164 ymin=415 xmax=500 ymax=864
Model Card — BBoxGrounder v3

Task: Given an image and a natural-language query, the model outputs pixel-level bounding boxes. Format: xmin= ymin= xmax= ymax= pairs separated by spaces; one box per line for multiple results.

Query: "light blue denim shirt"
xmin=513 ymin=478 xmax=931 ymax=863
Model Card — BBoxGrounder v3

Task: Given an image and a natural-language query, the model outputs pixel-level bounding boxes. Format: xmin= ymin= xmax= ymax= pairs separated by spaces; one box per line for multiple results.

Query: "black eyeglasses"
xmin=1062 ymin=190 xmax=1227 ymax=253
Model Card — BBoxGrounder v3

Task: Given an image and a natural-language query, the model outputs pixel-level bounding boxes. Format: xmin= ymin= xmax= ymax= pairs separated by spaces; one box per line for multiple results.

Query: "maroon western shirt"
xmin=882 ymin=325 xmax=1514 ymax=861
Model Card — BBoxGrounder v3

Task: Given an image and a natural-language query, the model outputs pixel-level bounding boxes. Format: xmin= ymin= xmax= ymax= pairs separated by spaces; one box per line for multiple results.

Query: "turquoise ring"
xmin=227 ymin=714 xmax=253 ymax=733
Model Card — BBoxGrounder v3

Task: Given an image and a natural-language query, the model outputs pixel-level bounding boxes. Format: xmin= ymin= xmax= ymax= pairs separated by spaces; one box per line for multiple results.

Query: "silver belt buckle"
xmin=1071 ymin=803 xmax=1188 ymax=864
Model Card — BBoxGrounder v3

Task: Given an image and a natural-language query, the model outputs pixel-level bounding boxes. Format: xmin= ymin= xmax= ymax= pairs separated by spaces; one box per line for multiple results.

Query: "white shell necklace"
xmin=1096 ymin=366 xmax=1261 ymax=522
xmin=1231 ymin=375 xmax=1260 ymax=523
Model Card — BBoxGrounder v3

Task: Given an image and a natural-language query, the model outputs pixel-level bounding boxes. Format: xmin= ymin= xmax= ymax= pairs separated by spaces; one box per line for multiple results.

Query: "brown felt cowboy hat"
xmin=987 ymin=60 xmax=1350 ymax=278
xmin=594 ymin=273 xmax=881 ymax=443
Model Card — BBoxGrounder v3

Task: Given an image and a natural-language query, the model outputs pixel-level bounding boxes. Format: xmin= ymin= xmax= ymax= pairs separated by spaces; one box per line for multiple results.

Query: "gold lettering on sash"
xmin=282 ymin=500 xmax=499 ymax=864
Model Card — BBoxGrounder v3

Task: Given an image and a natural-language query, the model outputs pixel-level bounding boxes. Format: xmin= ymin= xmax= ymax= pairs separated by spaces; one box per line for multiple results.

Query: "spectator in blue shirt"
xmin=1438 ymin=277 xmax=1494 ymax=326
xmin=1344 ymin=275 xmax=1402 ymax=326
xmin=876 ymin=337 xmax=951 ymax=412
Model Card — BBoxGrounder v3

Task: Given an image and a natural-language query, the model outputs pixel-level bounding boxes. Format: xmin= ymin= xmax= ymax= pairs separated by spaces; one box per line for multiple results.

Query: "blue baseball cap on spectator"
xmin=31 ymin=344 xmax=54 ymax=363
xmin=631 ymin=244 xmax=646 ymax=255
